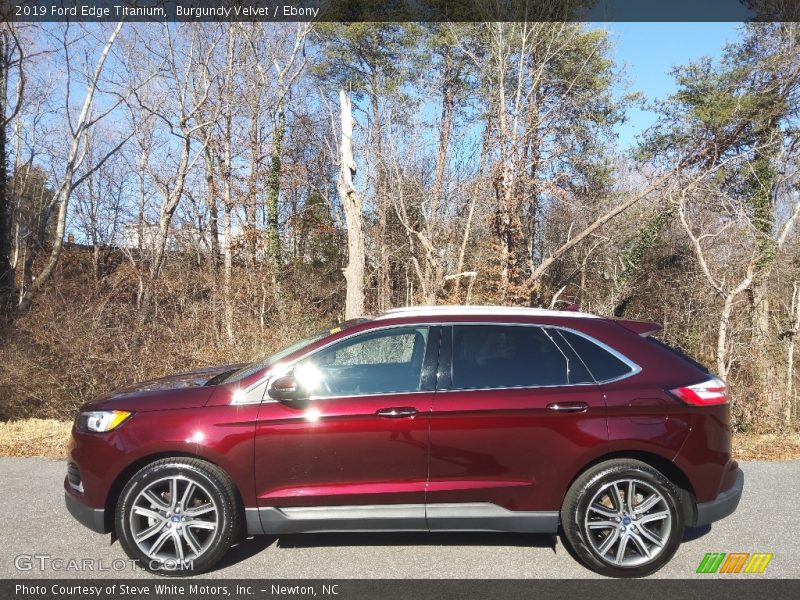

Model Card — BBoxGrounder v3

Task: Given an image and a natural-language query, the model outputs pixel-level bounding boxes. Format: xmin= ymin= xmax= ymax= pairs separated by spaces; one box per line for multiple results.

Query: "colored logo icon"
xmin=696 ymin=553 xmax=773 ymax=574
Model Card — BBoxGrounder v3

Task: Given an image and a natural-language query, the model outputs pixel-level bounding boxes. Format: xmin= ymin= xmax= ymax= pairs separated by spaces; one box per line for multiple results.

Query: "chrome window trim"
xmin=305 ymin=389 xmax=434 ymax=402
xmin=231 ymin=320 xmax=641 ymax=404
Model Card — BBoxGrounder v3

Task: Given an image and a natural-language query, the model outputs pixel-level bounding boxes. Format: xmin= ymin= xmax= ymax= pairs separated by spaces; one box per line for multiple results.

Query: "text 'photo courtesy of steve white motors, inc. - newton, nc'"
xmin=13 ymin=2 xmax=320 ymax=19
xmin=14 ymin=583 xmax=337 ymax=597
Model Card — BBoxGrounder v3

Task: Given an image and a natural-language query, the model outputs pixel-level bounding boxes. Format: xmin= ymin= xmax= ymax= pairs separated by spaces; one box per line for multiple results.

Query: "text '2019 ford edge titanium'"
xmin=65 ymin=305 xmax=743 ymax=577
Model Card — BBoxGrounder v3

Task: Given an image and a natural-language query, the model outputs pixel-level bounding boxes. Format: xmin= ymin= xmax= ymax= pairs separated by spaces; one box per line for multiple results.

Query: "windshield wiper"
xmin=205 ymin=369 xmax=240 ymax=386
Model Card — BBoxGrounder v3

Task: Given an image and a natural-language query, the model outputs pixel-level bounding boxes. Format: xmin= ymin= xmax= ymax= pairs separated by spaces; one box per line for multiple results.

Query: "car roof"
xmin=372 ymin=305 xmax=599 ymax=321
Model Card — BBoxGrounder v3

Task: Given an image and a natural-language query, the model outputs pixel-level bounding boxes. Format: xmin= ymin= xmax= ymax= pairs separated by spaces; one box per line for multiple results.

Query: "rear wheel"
xmin=560 ymin=459 xmax=685 ymax=578
xmin=116 ymin=458 xmax=240 ymax=576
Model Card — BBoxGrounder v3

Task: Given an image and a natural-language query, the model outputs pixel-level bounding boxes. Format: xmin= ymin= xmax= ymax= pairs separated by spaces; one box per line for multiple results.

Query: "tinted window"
xmin=551 ymin=331 xmax=595 ymax=384
xmin=451 ymin=325 xmax=568 ymax=389
xmin=558 ymin=330 xmax=634 ymax=382
xmin=296 ymin=327 xmax=428 ymax=397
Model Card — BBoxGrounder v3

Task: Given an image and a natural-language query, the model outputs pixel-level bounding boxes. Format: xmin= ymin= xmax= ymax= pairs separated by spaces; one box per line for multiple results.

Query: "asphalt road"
xmin=0 ymin=458 xmax=797 ymax=579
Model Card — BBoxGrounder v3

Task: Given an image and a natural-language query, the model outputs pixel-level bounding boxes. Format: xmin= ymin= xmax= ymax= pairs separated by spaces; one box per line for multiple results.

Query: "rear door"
xmin=426 ymin=323 xmax=607 ymax=528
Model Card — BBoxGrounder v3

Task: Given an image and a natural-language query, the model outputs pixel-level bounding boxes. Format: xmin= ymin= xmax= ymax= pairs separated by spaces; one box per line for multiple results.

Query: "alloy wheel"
xmin=583 ymin=478 xmax=672 ymax=567
xmin=128 ymin=475 xmax=219 ymax=563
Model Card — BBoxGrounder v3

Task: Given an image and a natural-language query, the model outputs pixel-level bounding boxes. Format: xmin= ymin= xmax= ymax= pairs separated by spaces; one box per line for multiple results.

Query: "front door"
xmin=426 ymin=324 xmax=607 ymax=529
xmin=254 ymin=325 xmax=438 ymax=530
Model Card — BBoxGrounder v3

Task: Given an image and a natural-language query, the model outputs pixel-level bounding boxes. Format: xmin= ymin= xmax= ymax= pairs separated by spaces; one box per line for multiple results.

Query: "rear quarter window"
xmin=557 ymin=330 xmax=635 ymax=382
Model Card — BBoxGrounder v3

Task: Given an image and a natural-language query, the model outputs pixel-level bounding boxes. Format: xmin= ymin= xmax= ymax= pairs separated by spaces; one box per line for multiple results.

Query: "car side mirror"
xmin=267 ymin=374 xmax=307 ymax=402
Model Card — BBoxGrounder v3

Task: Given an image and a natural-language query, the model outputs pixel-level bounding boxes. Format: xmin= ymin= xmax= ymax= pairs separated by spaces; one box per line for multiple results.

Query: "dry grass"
xmin=1 ymin=419 xmax=799 ymax=462
xmin=0 ymin=419 xmax=72 ymax=459
xmin=732 ymin=432 xmax=800 ymax=461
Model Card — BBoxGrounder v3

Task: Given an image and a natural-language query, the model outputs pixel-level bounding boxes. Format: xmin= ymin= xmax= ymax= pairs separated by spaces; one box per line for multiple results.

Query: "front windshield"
xmin=217 ymin=319 xmax=369 ymax=384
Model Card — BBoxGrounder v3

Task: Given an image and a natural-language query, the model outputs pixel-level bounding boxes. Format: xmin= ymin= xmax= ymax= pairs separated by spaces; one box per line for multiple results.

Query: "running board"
xmin=245 ymin=504 xmax=559 ymax=535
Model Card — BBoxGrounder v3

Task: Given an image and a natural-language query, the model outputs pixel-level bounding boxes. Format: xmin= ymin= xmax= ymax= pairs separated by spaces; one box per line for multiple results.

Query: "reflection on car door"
xmin=254 ymin=325 xmax=439 ymax=525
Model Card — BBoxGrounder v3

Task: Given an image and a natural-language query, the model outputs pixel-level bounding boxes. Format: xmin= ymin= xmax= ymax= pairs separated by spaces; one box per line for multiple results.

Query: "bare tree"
xmin=18 ymin=22 xmax=126 ymax=310
xmin=71 ymin=133 xmax=127 ymax=280
xmin=678 ymin=178 xmax=800 ymax=383
xmin=132 ymin=23 xmax=220 ymax=318
xmin=246 ymin=22 xmax=311 ymax=320
xmin=678 ymin=193 xmax=755 ymax=381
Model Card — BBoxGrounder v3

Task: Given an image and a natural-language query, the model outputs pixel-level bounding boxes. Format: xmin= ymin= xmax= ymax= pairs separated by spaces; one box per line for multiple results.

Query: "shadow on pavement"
xmin=275 ymin=531 xmax=557 ymax=549
xmin=212 ymin=532 xmax=557 ymax=572
xmin=683 ymin=525 xmax=711 ymax=542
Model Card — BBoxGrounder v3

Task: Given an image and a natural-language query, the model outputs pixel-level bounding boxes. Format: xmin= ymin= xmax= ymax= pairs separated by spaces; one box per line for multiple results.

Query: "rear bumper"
xmin=692 ymin=468 xmax=743 ymax=527
xmin=64 ymin=490 xmax=108 ymax=534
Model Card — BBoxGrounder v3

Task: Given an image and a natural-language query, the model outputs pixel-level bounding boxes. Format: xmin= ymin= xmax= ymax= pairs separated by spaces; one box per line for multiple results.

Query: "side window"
xmin=296 ymin=327 xmax=429 ymax=397
xmin=557 ymin=330 xmax=635 ymax=382
xmin=450 ymin=325 xmax=569 ymax=389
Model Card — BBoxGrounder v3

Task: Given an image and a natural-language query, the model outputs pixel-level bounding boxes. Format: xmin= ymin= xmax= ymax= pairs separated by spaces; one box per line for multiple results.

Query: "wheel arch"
xmin=103 ymin=451 xmax=244 ymax=533
xmin=566 ymin=451 xmax=697 ymax=524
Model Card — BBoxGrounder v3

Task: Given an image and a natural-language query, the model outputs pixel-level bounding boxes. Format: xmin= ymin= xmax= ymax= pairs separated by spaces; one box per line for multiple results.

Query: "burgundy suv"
xmin=65 ymin=306 xmax=743 ymax=577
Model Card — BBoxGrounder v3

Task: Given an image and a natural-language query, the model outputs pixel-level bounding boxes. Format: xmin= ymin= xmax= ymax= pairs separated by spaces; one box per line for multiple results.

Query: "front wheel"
xmin=560 ymin=459 xmax=685 ymax=578
xmin=115 ymin=458 xmax=240 ymax=576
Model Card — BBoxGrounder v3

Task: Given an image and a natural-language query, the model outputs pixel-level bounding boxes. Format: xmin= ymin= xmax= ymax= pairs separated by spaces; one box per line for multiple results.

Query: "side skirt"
xmin=245 ymin=503 xmax=559 ymax=536
xmin=427 ymin=503 xmax=559 ymax=533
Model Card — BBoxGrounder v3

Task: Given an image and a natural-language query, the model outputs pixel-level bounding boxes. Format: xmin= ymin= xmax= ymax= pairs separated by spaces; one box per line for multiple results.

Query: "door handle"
xmin=546 ymin=402 xmax=589 ymax=413
xmin=376 ymin=407 xmax=418 ymax=418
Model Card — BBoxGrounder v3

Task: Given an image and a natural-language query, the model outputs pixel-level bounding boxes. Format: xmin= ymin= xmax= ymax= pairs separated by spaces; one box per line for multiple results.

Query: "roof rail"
xmin=375 ymin=305 xmax=598 ymax=320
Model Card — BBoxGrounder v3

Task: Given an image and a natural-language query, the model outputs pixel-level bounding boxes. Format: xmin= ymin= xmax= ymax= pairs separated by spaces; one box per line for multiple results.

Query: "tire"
xmin=559 ymin=459 xmax=685 ymax=578
xmin=115 ymin=458 xmax=241 ymax=576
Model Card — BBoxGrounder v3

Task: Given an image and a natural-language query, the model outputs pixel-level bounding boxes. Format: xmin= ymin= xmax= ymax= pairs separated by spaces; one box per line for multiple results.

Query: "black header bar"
xmin=4 ymin=579 xmax=800 ymax=600
xmin=4 ymin=0 xmax=800 ymax=23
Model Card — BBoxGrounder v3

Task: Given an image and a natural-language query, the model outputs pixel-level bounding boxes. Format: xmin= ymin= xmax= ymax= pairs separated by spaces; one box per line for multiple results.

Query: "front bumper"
xmin=64 ymin=491 xmax=108 ymax=534
xmin=692 ymin=468 xmax=744 ymax=527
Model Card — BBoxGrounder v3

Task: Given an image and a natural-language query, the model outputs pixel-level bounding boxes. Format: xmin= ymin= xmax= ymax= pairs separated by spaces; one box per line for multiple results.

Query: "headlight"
xmin=76 ymin=410 xmax=133 ymax=433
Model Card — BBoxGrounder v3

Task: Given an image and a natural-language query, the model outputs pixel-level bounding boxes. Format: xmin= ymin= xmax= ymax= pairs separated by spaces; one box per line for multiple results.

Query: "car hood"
xmin=112 ymin=363 xmax=245 ymax=394
xmin=83 ymin=363 xmax=246 ymax=413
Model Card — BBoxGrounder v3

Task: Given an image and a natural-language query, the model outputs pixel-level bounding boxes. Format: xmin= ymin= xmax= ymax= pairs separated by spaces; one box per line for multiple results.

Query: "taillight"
xmin=669 ymin=377 xmax=729 ymax=406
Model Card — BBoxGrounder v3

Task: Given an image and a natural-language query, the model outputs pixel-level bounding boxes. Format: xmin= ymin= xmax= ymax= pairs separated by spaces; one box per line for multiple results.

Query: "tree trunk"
xmin=219 ymin=25 xmax=236 ymax=340
xmin=223 ymin=203 xmax=234 ymax=342
xmin=221 ymin=130 xmax=234 ymax=343
xmin=203 ymin=147 xmax=220 ymax=275
xmin=717 ymin=293 xmax=736 ymax=381
xmin=265 ymin=106 xmax=286 ymax=318
xmin=453 ymin=125 xmax=491 ymax=301
xmin=0 ymin=33 xmax=11 ymax=312
xmin=430 ymin=85 xmax=453 ymax=222
xmin=266 ymin=106 xmax=285 ymax=268
xmin=785 ymin=282 xmax=800 ymax=424
xmin=338 ymin=90 xmax=365 ymax=320
xmin=750 ymin=282 xmax=783 ymax=424
xmin=421 ymin=79 xmax=456 ymax=306
xmin=370 ymin=87 xmax=390 ymax=311
xmin=244 ymin=117 xmax=257 ymax=268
